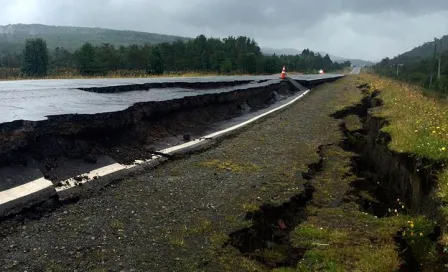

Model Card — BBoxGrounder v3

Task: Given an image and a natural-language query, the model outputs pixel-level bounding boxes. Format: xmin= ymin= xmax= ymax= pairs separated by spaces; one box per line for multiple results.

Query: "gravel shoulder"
xmin=0 ymin=76 xmax=374 ymax=271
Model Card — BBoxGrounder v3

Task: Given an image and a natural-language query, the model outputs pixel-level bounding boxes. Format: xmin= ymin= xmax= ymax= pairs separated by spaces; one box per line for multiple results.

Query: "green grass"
xmin=109 ymin=218 xmax=124 ymax=231
xmin=189 ymin=219 xmax=212 ymax=235
xmin=242 ymin=202 xmax=260 ymax=213
xmin=168 ymin=236 xmax=186 ymax=248
xmin=199 ymin=159 xmax=261 ymax=173
xmin=362 ymin=74 xmax=448 ymax=160
xmin=287 ymin=205 xmax=408 ymax=271
xmin=436 ymin=170 xmax=448 ymax=203
xmin=295 ymin=250 xmax=345 ymax=272
xmin=292 ymin=225 xmax=347 ymax=248
xmin=360 ymin=74 xmax=448 ymax=250
xmin=343 ymin=115 xmax=363 ymax=131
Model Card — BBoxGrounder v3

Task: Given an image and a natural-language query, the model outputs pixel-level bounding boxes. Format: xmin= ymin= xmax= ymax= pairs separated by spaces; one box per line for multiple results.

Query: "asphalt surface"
xmin=0 ymin=74 xmax=340 ymax=89
xmin=349 ymin=66 xmax=362 ymax=75
xmin=0 ymin=87 xmax=309 ymax=192
xmin=0 ymin=76 xmax=354 ymax=272
xmin=0 ymin=74 xmax=341 ymax=124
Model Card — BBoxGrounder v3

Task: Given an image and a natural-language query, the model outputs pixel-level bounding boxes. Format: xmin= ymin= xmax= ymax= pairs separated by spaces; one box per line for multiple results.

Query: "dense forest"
xmin=374 ymin=37 xmax=448 ymax=93
xmin=1 ymin=34 xmax=351 ymax=78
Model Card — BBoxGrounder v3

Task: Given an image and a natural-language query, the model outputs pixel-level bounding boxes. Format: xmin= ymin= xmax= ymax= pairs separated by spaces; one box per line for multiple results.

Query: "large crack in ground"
xmin=335 ymin=84 xmax=445 ymax=271
xmin=331 ymin=91 xmax=397 ymax=219
xmin=4 ymin=76 xmax=446 ymax=270
xmin=227 ymin=145 xmax=329 ymax=269
xmin=0 ymin=81 xmax=298 ymax=184
xmin=334 ymin=86 xmax=420 ymax=270
xmin=225 ymin=85 xmax=379 ymax=270
xmin=227 ymin=83 xmax=447 ymax=270
xmin=78 ymin=79 xmax=261 ymax=93
xmin=0 ymin=80 xmax=311 ymax=222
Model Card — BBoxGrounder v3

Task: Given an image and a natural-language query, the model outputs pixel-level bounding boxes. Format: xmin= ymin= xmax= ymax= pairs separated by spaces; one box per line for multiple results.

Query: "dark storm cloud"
xmin=2 ymin=0 xmax=448 ymax=60
xmin=178 ymin=0 xmax=448 ymax=28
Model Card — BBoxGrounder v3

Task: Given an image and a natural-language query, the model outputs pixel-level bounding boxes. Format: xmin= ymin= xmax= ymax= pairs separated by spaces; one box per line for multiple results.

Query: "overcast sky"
xmin=2 ymin=0 xmax=448 ymax=61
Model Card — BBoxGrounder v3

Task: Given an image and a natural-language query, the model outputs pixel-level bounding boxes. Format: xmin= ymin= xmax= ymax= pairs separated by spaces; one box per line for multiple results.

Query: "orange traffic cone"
xmin=280 ymin=66 xmax=287 ymax=79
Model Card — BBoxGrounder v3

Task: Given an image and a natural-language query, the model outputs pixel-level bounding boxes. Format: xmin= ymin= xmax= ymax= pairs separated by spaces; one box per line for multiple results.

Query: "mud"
xmin=0 ymin=80 xmax=301 ymax=184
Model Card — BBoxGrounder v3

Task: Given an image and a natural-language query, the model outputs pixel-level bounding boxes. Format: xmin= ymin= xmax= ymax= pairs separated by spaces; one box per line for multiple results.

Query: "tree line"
xmin=1 ymin=35 xmax=351 ymax=78
xmin=374 ymin=50 xmax=448 ymax=93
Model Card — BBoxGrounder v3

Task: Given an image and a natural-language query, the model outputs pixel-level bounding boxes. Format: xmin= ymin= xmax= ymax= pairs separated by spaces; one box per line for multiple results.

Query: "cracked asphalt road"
xmin=0 ymin=76 xmax=360 ymax=272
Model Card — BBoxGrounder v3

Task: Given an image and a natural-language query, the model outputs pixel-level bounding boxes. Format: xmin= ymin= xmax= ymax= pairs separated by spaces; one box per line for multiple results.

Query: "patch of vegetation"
xmin=343 ymin=115 xmax=363 ymax=131
xmin=292 ymin=225 xmax=347 ymax=248
xmin=190 ymin=219 xmax=212 ymax=235
xmin=242 ymin=202 xmax=260 ymax=213
xmin=359 ymin=75 xmax=448 ymax=256
xmin=436 ymin=169 xmax=448 ymax=203
xmin=168 ymin=236 xmax=186 ymax=248
xmin=45 ymin=262 xmax=65 ymax=272
xmin=294 ymin=250 xmax=345 ymax=272
xmin=216 ymin=252 xmax=264 ymax=272
xmin=199 ymin=159 xmax=260 ymax=173
xmin=400 ymin=217 xmax=439 ymax=265
xmin=362 ymin=74 xmax=448 ymax=160
xmin=109 ymin=218 xmax=125 ymax=231
xmin=288 ymin=205 xmax=407 ymax=271
xmin=210 ymin=232 xmax=229 ymax=248
xmin=373 ymin=34 xmax=448 ymax=94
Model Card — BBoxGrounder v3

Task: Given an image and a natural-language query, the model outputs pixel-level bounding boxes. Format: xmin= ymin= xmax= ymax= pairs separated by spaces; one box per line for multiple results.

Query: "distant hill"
xmin=0 ymin=24 xmax=373 ymax=67
xmin=396 ymin=36 xmax=448 ymax=61
xmin=262 ymin=47 xmax=303 ymax=56
xmin=0 ymin=24 xmax=190 ymax=52
xmin=375 ymin=35 xmax=448 ymax=93
xmin=261 ymin=47 xmax=373 ymax=66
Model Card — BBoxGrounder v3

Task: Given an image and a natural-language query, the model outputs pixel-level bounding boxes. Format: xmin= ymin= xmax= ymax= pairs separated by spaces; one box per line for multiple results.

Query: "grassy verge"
xmin=359 ymin=73 xmax=448 ymax=250
xmin=362 ymin=74 xmax=448 ymax=160
xmin=268 ymin=75 xmax=444 ymax=271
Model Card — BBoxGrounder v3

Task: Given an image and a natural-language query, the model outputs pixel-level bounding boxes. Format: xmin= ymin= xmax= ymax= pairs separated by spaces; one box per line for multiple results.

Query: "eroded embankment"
xmin=0 ymin=81 xmax=298 ymax=182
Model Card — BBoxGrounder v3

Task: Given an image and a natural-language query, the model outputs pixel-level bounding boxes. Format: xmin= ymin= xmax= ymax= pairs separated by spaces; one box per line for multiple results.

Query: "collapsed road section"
xmin=0 ymin=74 xmax=342 ymax=218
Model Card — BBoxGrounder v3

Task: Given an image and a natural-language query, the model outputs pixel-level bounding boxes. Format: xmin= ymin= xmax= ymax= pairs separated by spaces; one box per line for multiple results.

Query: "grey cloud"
xmin=1 ymin=0 xmax=448 ymax=60
xmin=178 ymin=0 xmax=448 ymax=29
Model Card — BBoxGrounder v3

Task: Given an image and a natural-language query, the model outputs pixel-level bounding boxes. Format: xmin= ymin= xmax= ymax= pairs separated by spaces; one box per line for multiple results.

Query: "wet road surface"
xmin=0 ymin=74 xmax=341 ymax=124
xmin=349 ymin=67 xmax=362 ymax=74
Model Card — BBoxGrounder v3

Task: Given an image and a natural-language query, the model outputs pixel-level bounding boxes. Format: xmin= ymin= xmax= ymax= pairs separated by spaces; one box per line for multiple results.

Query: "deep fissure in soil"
xmin=0 ymin=81 xmax=299 ymax=182
xmin=227 ymin=145 xmax=329 ymax=268
xmin=334 ymin=84 xmax=446 ymax=271
xmin=228 ymin=83 xmax=446 ymax=269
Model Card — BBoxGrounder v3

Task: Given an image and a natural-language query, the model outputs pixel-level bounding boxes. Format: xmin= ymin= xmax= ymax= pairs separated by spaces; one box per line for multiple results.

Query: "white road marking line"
xmin=0 ymin=177 xmax=55 ymax=216
xmin=0 ymin=178 xmax=54 ymax=205
xmin=2 ymin=76 xmax=343 ymax=207
xmin=57 ymin=88 xmax=312 ymax=195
